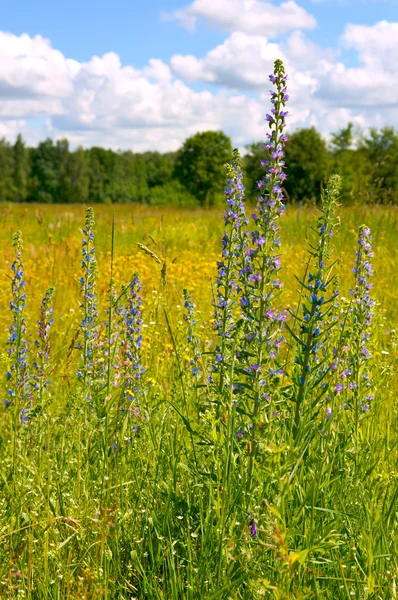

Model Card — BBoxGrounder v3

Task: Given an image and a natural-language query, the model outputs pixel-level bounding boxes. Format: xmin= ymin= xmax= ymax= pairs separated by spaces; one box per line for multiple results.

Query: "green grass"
xmin=0 ymin=203 xmax=397 ymax=599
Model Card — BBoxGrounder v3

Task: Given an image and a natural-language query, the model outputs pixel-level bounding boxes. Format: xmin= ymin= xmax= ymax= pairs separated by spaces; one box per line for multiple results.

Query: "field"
xmin=0 ymin=200 xmax=397 ymax=599
xmin=0 ymin=202 xmax=397 ymax=328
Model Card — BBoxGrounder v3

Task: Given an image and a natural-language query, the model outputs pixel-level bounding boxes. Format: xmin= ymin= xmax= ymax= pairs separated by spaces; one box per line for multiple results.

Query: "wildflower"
xmin=213 ymin=59 xmax=289 ymax=475
xmin=183 ymin=289 xmax=204 ymax=388
xmin=213 ymin=149 xmax=248 ymax=393
xmin=118 ymin=274 xmax=145 ymax=408
xmin=238 ymin=59 xmax=289 ymax=387
xmin=249 ymin=516 xmax=257 ymax=538
xmin=344 ymin=225 xmax=375 ymax=423
xmin=288 ymin=175 xmax=342 ymax=436
xmin=4 ymin=231 xmax=31 ymax=421
xmin=78 ymin=208 xmax=99 ymax=401
xmin=32 ymin=286 xmax=55 ymax=409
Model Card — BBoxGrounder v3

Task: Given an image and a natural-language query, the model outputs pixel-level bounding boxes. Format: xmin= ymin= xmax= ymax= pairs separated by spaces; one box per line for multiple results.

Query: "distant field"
xmin=0 ymin=203 xmax=397 ymax=336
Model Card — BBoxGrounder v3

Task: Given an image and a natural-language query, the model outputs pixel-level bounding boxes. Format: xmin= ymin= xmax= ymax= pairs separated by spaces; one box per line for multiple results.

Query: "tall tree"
xmin=58 ymin=147 xmax=90 ymax=203
xmin=331 ymin=122 xmax=354 ymax=152
xmin=87 ymin=147 xmax=116 ymax=203
xmin=29 ymin=139 xmax=61 ymax=203
xmin=284 ymin=127 xmax=331 ymax=202
xmin=174 ymin=131 xmax=232 ymax=206
xmin=361 ymin=127 xmax=398 ymax=202
xmin=330 ymin=124 xmax=371 ymax=203
xmin=0 ymin=138 xmax=15 ymax=202
xmin=13 ymin=134 xmax=30 ymax=202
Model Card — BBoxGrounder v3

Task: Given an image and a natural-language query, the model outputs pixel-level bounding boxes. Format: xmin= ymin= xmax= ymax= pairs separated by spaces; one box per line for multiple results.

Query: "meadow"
xmin=0 ymin=62 xmax=398 ymax=600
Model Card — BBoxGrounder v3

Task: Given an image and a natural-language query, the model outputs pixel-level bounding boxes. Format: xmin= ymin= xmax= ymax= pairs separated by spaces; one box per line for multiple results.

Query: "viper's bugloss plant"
xmin=330 ymin=225 xmax=375 ymax=431
xmin=349 ymin=226 xmax=375 ymax=421
xmin=183 ymin=289 xmax=203 ymax=385
xmin=32 ymin=286 xmax=55 ymax=411
xmin=288 ymin=174 xmax=341 ymax=438
xmin=233 ymin=60 xmax=288 ymax=480
xmin=212 ymin=148 xmax=248 ymax=397
xmin=78 ymin=207 xmax=98 ymax=402
xmin=118 ymin=274 xmax=144 ymax=411
xmin=4 ymin=231 xmax=31 ymax=424
xmin=239 ymin=61 xmax=288 ymax=376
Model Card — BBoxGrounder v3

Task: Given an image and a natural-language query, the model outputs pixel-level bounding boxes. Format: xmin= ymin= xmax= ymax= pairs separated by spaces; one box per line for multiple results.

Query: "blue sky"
xmin=2 ymin=0 xmax=223 ymax=67
xmin=0 ymin=0 xmax=397 ymax=150
xmin=3 ymin=0 xmax=397 ymax=65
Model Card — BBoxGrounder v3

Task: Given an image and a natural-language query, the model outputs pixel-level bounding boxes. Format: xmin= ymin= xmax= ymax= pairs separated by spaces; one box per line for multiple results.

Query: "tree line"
xmin=1 ymin=124 xmax=397 ymax=206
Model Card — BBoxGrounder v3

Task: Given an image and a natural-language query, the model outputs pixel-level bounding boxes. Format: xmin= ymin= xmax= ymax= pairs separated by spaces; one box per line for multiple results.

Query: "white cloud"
xmin=0 ymin=20 xmax=398 ymax=153
xmin=315 ymin=21 xmax=398 ymax=108
xmin=0 ymin=119 xmax=26 ymax=138
xmin=342 ymin=20 xmax=398 ymax=73
xmin=0 ymin=31 xmax=79 ymax=100
xmin=163 ymin=0 xmax=316 ymax=37
xmin=171 ymin=21 xmax=398 ymax=133
xmin=170 ymin=31 xmax=328 ymax=93
xmin=0 ymin=30 xmax=268 ymax=151
xmin=171 ymin=32 xmax=280 ymax=88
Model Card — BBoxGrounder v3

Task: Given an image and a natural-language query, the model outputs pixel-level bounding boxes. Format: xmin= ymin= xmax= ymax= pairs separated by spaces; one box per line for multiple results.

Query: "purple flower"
xmin=240 ymin=296 xmax=250 ymax=308
xmin=255 ymin=237 xmax=266 ymax=246
xmin=5 ymin=231 xmax=30 ymax=417
xmin=249 ymin=516 xmax=257 ymax=538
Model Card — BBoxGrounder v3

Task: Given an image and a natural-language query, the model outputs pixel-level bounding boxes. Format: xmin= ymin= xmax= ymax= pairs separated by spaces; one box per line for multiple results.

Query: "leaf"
xmin=285 ymin=322 xmax=306 ymax=347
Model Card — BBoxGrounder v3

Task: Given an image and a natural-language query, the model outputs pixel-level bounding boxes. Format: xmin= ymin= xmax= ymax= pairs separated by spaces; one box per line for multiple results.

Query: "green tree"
xmin=105 ymin=151 xmax=144 ymax=203
xmin=147 ymin=180 xmax=197 ymax=206
xmin=13 ymin=134 xmax=30 ymax=202
xmin=142 ymin=151 xmax=176 ymax=189
xmin=331 ymin=122 xmax=353 ymax=152
xmin=29 ymin=139 xmax=67 ymax=203
xmin=58 ymin=147 xmax=90 ymax=203
xmin=330 ymin=123 xmax=371 ymax=203
xmin=87 ymin=147 xmax=117 ymax=203
xmin=361 ymin=127 xmax=398 ymax=203
xmin=0 ymin=139 xmax=15 ymax=202
xmin=174 ymin=131 xmax=232 ymax=206
xmin=284 ymin=127 xmax=331 ymax=202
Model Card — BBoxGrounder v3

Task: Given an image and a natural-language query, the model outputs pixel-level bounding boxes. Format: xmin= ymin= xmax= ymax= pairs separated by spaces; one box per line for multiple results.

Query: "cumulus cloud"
xmin=315 ymin=21 xmax=398 ymax=108
xmin=170 ymin=31 xmax=328 ymax=92
xmin=0 ymin=32 xmax=78 ymax=100
xmin=163 ymin=0 xmax=316 ymax=37
xmin=342 ymin=20 xmax=398 ymax=73
xmin=0 ymin=19 xmax=398 ymax=152
xmin=0 ymin=30 xmax=268 ymax=151
xmin=171 ymin=32 xmax=281 ymax=88
xmin=171 ymin=21 xmax=398 ymax=132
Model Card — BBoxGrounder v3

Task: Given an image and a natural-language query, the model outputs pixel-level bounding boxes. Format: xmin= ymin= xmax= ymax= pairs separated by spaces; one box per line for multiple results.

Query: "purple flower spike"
xmin=4 ymin=231 xmax=31 ymax=419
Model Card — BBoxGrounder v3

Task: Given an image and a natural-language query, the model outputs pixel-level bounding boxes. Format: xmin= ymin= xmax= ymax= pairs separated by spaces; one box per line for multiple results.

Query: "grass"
xmin=0 ymin=202 xmax=397 ymax=599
